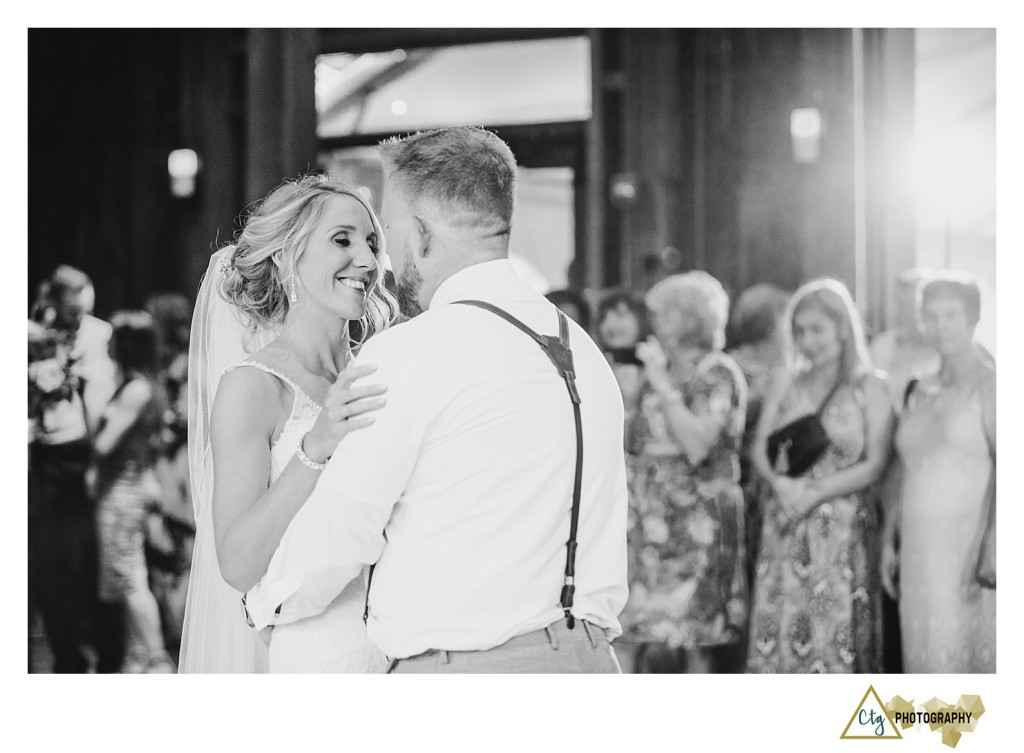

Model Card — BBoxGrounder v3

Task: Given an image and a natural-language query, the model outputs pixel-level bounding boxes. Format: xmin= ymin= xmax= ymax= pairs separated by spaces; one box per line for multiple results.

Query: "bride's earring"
xmin=290 ymin=275 xmax=298 ymax=304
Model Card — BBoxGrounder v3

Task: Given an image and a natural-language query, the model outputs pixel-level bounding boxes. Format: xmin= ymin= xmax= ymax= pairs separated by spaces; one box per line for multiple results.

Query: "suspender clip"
xmin=560 ymin=583 xmax=575 ymax=609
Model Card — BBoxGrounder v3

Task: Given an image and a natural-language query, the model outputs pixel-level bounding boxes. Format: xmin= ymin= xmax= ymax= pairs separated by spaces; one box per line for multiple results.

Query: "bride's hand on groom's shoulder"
xmin=304 ymin=364 xmax=388 ymax=462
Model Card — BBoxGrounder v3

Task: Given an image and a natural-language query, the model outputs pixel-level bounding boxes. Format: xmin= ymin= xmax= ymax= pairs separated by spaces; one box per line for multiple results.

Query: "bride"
xmin=179 ymin=175 xmax=398 ymax=672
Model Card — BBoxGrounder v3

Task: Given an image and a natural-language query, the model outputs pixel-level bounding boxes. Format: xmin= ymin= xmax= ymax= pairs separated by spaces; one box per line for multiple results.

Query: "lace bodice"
xmin=225 ymin=361 xmax=322 ymax=481
xmin=225 ymin=360 xmax=385 ymax=673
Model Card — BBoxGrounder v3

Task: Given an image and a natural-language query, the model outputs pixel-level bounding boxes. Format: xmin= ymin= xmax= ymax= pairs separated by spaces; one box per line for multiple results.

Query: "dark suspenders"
xmin=364 ymin=300 xmax=585 ymax=630
xmin=454 ymin=300 xmax=584 ymax=629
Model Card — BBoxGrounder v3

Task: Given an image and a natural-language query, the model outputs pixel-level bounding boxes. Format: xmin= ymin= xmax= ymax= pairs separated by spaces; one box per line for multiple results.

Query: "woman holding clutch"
xmin=746 ymin=278 xmax=894 ymax=673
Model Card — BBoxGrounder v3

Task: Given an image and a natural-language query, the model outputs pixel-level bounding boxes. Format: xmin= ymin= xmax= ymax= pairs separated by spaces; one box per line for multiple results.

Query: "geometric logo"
xmin=841 ymin=685 xmax=903 ymax=740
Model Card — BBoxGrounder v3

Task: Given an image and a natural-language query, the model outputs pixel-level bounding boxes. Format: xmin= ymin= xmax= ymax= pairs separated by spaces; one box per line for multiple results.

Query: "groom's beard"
xmin=395 ymin=257 xmax=425 ymax=319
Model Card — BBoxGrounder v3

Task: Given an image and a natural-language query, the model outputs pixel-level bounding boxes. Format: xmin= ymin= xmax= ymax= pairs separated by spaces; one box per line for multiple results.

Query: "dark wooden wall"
xmin=589 ymin=28 xmax=914 ymax=331
xmin=29 ymin=28 xmax=914 ymax=330
xmin=28 ymin=29 xmax=318 ymax=316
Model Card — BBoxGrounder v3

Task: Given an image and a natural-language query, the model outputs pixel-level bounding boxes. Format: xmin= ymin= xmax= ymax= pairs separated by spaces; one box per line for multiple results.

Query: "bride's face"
xmin=294 ymin=194 xmax=382 ymax=321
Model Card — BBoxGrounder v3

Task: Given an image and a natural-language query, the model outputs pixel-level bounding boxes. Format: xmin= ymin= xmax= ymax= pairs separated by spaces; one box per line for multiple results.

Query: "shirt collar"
xmin=428 ymin=258 xmax=531 ymax=310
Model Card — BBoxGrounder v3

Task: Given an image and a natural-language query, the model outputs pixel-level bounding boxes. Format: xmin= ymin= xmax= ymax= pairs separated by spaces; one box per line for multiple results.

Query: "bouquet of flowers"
xmin=28 ymin=320 xmax=79 ymax=421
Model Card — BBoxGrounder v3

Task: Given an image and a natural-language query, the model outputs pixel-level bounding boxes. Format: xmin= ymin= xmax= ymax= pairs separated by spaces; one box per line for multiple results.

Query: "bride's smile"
xmin=294 ymin=194 xmax=381 ymax=321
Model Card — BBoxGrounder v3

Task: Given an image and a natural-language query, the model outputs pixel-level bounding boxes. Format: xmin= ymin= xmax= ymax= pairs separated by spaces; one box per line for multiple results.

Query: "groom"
xmin=247 ymin=126 xmax=628 ymax=672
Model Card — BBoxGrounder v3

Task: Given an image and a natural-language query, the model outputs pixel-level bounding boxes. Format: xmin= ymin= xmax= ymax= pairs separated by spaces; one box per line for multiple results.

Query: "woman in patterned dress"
xmin=882 ymin=274 xmax=996 ymax=672
xmin=747 ymin=278 xmax=894 ymax=673
xmin=621 ymin=271 xmax=748 ymax=673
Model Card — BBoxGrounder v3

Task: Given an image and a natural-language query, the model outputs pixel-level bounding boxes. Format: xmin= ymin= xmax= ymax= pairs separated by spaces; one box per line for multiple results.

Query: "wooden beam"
xmin=318 ymin=120 xmax=585 ymax=168
xmin=318 ymin=28 xmax=583 ymax=56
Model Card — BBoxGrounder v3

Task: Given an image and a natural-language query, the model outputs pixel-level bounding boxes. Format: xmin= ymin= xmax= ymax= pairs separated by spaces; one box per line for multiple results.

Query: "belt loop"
xmin=582 ymin=620 xmax=598 ymax=648
xmin=545 ymin=625 xmax=560 ymax=651
xmin=440 ymin=650 xmax=450 ymax=665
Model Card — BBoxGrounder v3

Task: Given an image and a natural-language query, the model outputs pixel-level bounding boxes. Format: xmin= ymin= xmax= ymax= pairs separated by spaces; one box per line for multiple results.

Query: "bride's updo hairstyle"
xmin=219 ymin=174 xmax=398 ymax=346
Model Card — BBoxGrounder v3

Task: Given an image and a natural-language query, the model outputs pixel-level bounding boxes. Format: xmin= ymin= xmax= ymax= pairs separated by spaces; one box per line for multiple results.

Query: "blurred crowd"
xmin=545 ymin=265 xmax=995 ymax=674
xmin=28 ymin=261 xmax=995 ymax=674
xmin=28 ymin=267 xmax=193 ymax=673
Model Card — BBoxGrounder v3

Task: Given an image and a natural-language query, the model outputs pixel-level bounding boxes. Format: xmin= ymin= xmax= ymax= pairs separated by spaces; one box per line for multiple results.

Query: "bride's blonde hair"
xmin=219 ymin=174 xmax=398 ymax=347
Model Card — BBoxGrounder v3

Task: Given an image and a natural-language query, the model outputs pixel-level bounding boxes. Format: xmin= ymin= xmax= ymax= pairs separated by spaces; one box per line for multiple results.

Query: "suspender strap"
xmin=455 ymin=300 xmax=583 ymax=629
xmin=363 ymin=563 xmax=374 ymax=624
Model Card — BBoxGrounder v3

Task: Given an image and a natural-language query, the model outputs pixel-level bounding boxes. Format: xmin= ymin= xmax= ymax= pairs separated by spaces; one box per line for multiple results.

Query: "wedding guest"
xmin=726 ymin=283 xmax=790 ymax=584
xmin=870 ymin=267 xmax=940 ymax=409
xmin=596 ymin=289 xmax=650 ymax=442
xmin=545 ymin=288 xmax=592 ymax=333
xmin=144 ymin=292 xmax=194 ymax=658
xmin=31 ymin=266 xmax=117 ymax=428
xmin=92 ymin=310 xmax=175 ymax=672
xmin=27 ymin=265 xmax=114 ymax=672
xmin=747 ymin=279 xmax=893 ymax=673
xmin=597 ymin=290 xmax=648 ymax=353
xmin=621 ymin=271 xmax=748 ymax=673
xmin=881 ymin=273 xmax=995 ymax=672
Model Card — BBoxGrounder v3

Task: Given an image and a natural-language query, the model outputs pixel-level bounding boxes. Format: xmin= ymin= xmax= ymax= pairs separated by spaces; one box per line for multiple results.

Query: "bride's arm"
xmin=211 ymin=365 xmax=384 ymax=592
xmin=211 ymin=368 xmax=314 ymax=592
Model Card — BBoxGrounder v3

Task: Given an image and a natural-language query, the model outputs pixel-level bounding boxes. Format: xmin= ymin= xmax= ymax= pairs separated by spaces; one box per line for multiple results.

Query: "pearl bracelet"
xmin=296 ymin=432 xmax=328 ymax=471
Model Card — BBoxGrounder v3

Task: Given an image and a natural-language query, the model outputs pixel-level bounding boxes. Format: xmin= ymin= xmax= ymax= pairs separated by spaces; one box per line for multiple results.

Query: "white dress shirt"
xmin=246 ymin=259 xmax=628 ymax=659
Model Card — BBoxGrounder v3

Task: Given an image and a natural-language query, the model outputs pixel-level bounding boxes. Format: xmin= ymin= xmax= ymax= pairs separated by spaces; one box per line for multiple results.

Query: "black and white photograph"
xmin=12 ymin=6 xmax=1019 ymax=750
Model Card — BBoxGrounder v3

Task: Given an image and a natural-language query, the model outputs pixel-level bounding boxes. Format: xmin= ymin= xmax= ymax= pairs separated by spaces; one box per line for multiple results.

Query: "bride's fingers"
xmin=324 ymin=395 xmax=386 ymax=427
xmin=341 ymin=383 xmax=388 ymax=402
xmin=343 ymin=416 xmax=375 ymax=432
xmin=332 ymin=363 xmax=378 ymax=390
xmin=325 ymin=385 xmax=387 ymax=414
xmin=342 ymin=396 xmax=387 ymax=418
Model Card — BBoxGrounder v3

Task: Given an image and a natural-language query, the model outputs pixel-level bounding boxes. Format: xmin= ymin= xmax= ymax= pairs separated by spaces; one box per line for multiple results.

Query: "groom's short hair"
xmin=378 ymin=127 xmax=517 ymax=231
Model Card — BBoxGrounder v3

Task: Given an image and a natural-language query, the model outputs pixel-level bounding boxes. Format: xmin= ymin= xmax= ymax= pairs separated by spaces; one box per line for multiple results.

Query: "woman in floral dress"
xmin=621 ymin=272 xmax=748 ymax=673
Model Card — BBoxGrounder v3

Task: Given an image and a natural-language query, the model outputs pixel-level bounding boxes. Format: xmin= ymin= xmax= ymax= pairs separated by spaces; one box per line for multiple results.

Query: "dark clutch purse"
xmin=766 ymin=378 xmax=843 ymax=477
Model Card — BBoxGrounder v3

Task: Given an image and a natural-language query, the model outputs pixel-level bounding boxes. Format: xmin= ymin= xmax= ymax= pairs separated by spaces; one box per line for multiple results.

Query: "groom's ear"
xmin=412 ymin=216 xmax=431 ymax=258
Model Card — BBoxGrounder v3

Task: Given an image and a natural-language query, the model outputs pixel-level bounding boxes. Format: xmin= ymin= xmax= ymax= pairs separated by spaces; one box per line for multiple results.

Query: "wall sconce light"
xmin=168 ymin=148 xmax=200 ymax=198
xmin=790 ymin=108 xmax=822 ymax=163
xmin=609 ymin=172 xmax=640 ymax=209
xmin=660 ymin=246 xmax=683 ymax=272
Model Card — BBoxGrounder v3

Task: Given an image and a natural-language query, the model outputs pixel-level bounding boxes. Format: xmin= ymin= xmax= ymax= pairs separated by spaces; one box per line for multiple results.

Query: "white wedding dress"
xmin=236 ymin=360 xmax=387 ymax=674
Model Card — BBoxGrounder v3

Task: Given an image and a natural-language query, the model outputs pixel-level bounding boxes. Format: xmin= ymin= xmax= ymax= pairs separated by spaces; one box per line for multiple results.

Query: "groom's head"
xmin=378 ymin=127 xmax=517 ymax=317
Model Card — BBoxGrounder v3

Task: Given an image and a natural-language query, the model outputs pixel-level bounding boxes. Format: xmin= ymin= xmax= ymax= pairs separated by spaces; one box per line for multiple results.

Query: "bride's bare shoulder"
xmin=212 ymin=361 xmax=289 ymax=436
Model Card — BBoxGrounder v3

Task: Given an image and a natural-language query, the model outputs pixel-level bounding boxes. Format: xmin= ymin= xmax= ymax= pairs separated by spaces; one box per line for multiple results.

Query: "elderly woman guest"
xmin=726 ymin=283 xmax=790 ymax=580
xmin=881 ymin=274 xmax=995 ymax=672
xmin=621 ymin=271 xmax=748 ymax=673
xmin=747 ymin=279 xmax=893 ymax=673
